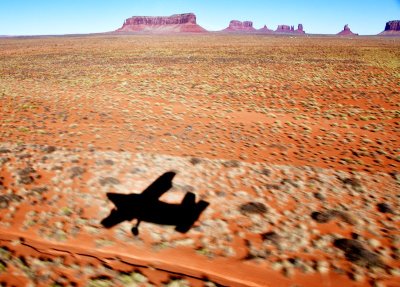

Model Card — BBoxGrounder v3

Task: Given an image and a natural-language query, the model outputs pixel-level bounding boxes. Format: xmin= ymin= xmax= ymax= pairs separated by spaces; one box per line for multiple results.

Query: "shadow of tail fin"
xmin=181 ymin=192 xmax=196 ymax=206
xmin=175 ymin=200 xmax=209 ymax=233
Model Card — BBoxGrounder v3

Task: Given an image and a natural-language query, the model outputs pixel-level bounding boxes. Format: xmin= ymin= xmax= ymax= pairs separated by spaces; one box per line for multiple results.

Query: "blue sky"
xmin=0 ymin=0 xmax=399 ymax=35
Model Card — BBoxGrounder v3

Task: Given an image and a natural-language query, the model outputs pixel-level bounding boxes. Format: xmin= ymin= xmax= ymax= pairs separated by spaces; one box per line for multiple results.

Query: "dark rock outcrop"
xmin=333 ymin=239 xmax=385 ymax=268
xmin=311 ymin=210 xmax=355 ymax=225
xmin=223 ymin=20 xmax=256 ymax=32
xmin=379 ymin=20 xmax=400 ymax=36
xmin=337 ymin=24 xmax=358 ymax=36
xmin=239 ymin=202 xmax=267 ymax=214
xmin=116 ymin=13 xmax=207 ymax=33
xmin=376 ymin=202 xmax=394 ymax=214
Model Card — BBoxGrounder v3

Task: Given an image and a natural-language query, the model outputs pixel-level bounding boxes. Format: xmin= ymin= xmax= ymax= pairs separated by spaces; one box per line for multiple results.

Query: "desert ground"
xmin=0 ymin=34 xmax=399 ymax=286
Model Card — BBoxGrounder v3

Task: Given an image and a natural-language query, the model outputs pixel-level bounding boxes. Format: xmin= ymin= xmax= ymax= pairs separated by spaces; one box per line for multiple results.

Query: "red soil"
xmin=0 ymin=35 xmax=399 ymax=287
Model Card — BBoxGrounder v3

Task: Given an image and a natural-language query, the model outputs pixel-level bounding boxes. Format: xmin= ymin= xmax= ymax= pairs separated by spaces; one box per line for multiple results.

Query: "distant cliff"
xmin=275 ymin=24 xmax=305 ymax=34
xmin=222 ymin=21 xmax=305 ymax=34
xmin=223 ymin=20 xmax=256 ymax=32
xmin=116 ymin=13 xmax=399 ymax=36
xmin=379 ymin=20 xmax=400 ymax=36
xmin=116 ymin=13 xmax=207 ymax=33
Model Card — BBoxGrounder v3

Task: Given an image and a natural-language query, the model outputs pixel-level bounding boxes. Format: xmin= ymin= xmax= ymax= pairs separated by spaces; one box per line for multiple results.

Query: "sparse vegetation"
xmin=0 ymin=34 xmax=398 ymax=287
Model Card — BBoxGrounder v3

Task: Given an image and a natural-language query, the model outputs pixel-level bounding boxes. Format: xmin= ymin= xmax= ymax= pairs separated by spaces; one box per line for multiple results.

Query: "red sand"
xmin=0 ymin=35 xmax=399 ymax=286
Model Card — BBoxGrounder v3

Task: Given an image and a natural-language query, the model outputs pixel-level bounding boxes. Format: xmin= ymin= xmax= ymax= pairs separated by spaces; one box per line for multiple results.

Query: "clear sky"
xmin=0 ymin=0 xmax=399 ymax=35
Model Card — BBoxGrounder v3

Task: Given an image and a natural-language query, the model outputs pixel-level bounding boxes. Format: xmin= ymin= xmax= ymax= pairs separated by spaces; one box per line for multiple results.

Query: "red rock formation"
xmin=116 ymin=13 xmax=207 ymax=33
xmin=276 ymin=25 xmax=291 ymax=33
xmin=258 ymin=25 xmax=273 ymax=33
xmin=296 ymin=24 xmax=305 ymax=34
xmin=379 ymin=20 xmax=400 ymax=36
xmin=337 ymin=24 xmax=358 ymax=36
xmin=223 ymin=20 xmax=256 ymax=32
xmin=275 ymin=24 xmax=305 ymax=34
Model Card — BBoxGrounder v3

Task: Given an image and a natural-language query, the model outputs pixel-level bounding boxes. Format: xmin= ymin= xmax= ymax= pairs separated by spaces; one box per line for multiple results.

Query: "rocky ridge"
xmin=223 ymin=21 xmax=305 ymax=34
xmin=275 ymin=24 xmax=305 ymax=34
xmin=116 ymin=13 xmax=207 ymax=33
xmin=115 ymin=14 xmax=400 ymax=36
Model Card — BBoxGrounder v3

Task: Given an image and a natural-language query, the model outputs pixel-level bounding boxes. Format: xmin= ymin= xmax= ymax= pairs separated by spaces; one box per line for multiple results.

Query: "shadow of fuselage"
xmin=101 ymin=171 xmax=209 ymax=235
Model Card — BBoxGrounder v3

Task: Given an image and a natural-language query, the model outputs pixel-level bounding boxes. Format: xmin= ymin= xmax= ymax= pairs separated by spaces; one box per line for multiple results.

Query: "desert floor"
xmin=0 ymin=34 xmax=399 ymax=287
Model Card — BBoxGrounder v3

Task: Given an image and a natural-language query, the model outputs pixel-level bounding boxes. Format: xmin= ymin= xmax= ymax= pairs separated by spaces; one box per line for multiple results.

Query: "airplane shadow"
xmin=101 ymin=171 xmax=209 ymax=236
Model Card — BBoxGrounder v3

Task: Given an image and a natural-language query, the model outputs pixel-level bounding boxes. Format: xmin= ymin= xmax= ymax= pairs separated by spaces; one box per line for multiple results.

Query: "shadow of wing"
xmin=106 ymin=193 xmax=134 ymax=206
xmin=141 ymin=171 xmax=176 ymax=200
xmin=101 ymin=193 xmax=141 ymax=228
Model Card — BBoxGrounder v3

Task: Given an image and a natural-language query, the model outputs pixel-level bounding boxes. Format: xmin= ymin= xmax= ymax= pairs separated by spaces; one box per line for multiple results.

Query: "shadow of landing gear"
xmin=100 ymin=171 xmax=209 ymax=236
